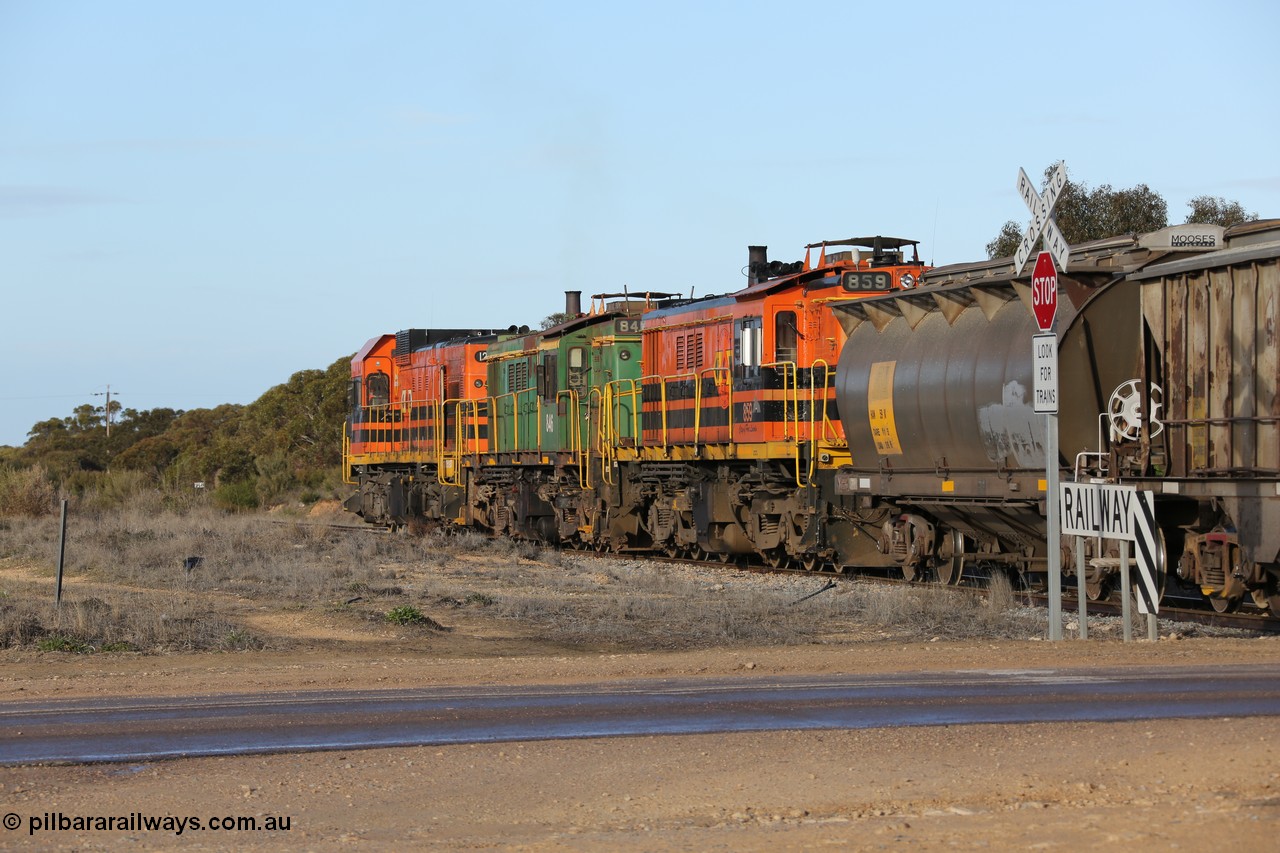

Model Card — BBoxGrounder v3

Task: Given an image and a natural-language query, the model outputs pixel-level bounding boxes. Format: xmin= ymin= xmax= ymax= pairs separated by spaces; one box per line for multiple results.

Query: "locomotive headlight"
xmin=901 ymin=273 xmax=916 ymax=288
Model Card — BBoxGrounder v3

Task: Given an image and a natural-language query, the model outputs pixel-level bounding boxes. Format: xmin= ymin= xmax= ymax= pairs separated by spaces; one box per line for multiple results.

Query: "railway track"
xmin=294 ymin=520 xmax=1280 ymax=635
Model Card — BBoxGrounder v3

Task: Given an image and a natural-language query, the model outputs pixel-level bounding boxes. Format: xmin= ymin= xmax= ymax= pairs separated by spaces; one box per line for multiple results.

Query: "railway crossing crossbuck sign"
xmin=1014 ymin=164 xmax=1070 ymax=275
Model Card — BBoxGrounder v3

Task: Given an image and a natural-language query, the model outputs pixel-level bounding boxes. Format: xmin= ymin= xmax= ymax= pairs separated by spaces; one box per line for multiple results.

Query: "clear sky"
xmin=2 ymin=0 xmax=1277 ymax=447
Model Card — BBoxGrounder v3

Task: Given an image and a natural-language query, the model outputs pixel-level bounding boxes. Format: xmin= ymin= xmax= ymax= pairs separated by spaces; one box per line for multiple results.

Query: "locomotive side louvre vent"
xmin=676 ymin=332 xmax=704 ymax=372
xmin=508 ymin=360 xmax=529 ymax=392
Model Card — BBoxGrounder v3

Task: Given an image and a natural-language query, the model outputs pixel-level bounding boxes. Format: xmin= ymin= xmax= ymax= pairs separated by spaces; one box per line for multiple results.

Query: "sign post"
xmin=1058 ymin=482 xmax=1162 ymax=641
xmin=1031 ymin=250 xmax=1061 ymax=639
xmin=1013 ymin=165 xmax=1070 ymax=639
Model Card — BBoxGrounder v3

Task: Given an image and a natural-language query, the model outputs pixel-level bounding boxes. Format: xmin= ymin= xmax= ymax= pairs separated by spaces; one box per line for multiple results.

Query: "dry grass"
xmin=0 ymin=504 xmax=1040 ymax=655
xmin=0 ymin=465 xmax=58 ymax=517
xmin=0 ymin=581 xmax=258 ymax=653
xmin=413 ymin=540 xmax=1040 ymax=650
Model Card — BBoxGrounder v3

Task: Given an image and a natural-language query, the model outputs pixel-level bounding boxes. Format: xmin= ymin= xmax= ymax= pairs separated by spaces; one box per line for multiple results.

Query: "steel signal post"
xmin=1031 ymin=250 xmax=1063 ymax=640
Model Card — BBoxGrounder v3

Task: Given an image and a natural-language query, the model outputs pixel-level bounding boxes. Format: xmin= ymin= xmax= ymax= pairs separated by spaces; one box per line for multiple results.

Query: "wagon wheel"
xmin=662 ymin=543 xmax=680 ymax=559
xmin=936 ymin=530 xmax=966 ymax=586
xmin=800 ymin=554 xmax=822 ymax=572
xmin=716 ymin=551 xmax=733 ymax=564
xmin=900 ymin=561 xmax=920 ymax=583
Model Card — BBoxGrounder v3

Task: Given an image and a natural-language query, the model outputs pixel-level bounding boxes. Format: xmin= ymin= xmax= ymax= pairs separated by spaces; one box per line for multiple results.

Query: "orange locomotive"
xmin=344 ymin=236 xmax=929 ymax=572
xmin=599 ymin=237 xmax=929 ymax=567
xmin=344 ymin=326 xmax=514 ymax=524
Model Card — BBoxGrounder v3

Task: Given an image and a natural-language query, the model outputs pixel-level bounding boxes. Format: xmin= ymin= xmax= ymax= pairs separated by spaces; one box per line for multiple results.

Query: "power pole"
xmin=93 ymin=385 xmax=120 ymax=437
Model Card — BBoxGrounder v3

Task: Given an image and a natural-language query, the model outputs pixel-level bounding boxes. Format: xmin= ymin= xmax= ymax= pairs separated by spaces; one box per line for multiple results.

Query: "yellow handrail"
xmin=437 ymin=396 xmax=476 ymax=487
xmin=342 ymin=427 xmax=354 ymax=484
xmin=638 ymin=373 xmax=669 ymax=450
xmin=761 ymin=361 xmax=798 ymax=441
xmin=588 ymin=386 xmax=611 ymax=484
xmin=490 ymin=392 xmax=517 ymax=453
xmin=695 ymin=365 xmax=733 ymax=446
xmin=556 ymin=389 xmax=588 ymax=488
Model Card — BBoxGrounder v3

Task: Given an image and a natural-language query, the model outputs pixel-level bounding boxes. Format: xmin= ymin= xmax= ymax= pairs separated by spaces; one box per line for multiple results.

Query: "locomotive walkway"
xmin=3 ymin=664 xmax=1278 ymax=765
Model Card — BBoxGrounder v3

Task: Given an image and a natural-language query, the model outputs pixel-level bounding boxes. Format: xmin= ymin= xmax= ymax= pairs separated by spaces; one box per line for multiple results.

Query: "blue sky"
xmin=2 ymin=0 xmax=1277 ymax=447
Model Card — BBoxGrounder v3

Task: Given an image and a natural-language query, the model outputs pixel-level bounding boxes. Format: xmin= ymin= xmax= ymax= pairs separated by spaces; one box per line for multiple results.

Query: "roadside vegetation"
xmin=0 ymin=356 xmax=352 ymax=516
xmin=0 ymin=495 xmax=1042 ymax=656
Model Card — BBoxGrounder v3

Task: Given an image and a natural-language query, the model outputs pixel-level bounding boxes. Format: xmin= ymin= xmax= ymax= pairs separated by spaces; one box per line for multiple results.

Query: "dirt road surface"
xmin=1 ymin=638 xmax=1277 ymax=851
xmin=2 ymin=535 xmax=1279 ymax=850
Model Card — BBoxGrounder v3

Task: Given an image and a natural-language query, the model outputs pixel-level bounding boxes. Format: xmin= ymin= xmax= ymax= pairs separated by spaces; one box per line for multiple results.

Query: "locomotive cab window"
xmin=366 ymin=371 xmax=390 ymax=407
xmin=567 ymin=346 xmax=586 ymax=388
xmin=347 ymin=378 xmax=361 ymax=412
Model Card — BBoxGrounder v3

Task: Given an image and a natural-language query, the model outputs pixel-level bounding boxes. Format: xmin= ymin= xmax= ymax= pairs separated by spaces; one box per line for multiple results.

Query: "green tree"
xmin=15 ymin=353 xmax=355 ymax=503
xmin=1184 ymin=195 xmax=1257 ymax=227
xmin=985 ymin=221 xmax=1024 ymax=261
xmin=540 ymin=311 xmax=574 ymax=330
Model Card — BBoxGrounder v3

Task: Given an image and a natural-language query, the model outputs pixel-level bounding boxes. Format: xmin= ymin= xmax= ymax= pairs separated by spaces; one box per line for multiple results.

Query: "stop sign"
xmin=1031 ymin=251 xmax=1058 ymax=331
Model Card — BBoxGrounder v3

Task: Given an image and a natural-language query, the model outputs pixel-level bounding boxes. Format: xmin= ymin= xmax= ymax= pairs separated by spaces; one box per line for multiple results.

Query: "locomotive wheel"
xmin=1210 ymin=595 xmax=1240 ymax=614
xmin=763 ymin=549 xmax=788 ymax=569
xmin=662 ymin=544 xmax=680 ymax=559
xmin=900 ymin=562 xmax=919 ymax=583
xmin=1085 ymin=577 xmax=1112 ymax=602
xmin=800 ymin=554 xmax=821 ymax=572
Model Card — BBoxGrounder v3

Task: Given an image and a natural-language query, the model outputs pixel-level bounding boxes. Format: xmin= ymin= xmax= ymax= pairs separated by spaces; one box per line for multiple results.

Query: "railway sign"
xmin=1031 ymin=251 xmax=1058 ymax=332
xmin=1058 ymin=482 xmax=1160 ymax=613
xmin=1032 ymin=333 xmax=1058 ymax=414
xmin=1014 ymin=164 xmax=1070 ymax=275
